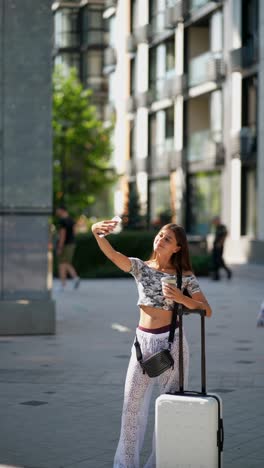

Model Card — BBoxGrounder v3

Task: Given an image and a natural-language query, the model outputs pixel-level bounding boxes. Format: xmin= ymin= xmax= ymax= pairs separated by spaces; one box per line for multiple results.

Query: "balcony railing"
xmin=85 ymin=76 xmax=108 ymax=93
xmin=127 ymin=156 xmax=148 ymax=175
xmin=189 ymin=0 xmax=215 ymax=11
xmin=54 ymin=31 xmax=80 ymax=49
xmin=149 ymin=71 xmax=183 ymax=102
xmin=231 ymin=39 xmax=258 ymax=71
xmin=187 ymin=129 xmax=224 ymax=164
xmin=165 ymin=1 xmax=186 ymax=28
xmin=149 ymin=139 xmax=175 ymax=174
xmin=188 ymin=51 xmax=224 ymax=88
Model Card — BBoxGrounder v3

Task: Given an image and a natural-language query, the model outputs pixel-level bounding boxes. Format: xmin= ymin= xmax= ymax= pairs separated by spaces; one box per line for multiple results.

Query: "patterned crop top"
xmin=128 ymin=257 xmax=200 ymax=311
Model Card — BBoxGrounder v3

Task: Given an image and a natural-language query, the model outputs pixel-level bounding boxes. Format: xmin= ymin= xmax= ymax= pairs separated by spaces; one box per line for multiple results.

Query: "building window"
xmin=82 ymin=6 xmax=105 ymax=47
xmin=149 ymin=179 xmax=171 ymax=224
xmin=187 ymin=172 xmax=221 ymax=235
xmin=54 ymin=8 xmax=79 ymax=48
xmin=130 ymin=57 xmax=137 ymax=95
xmin=242 ymin=0 xmax=258 ymax=51
xmin=241 ymin=168 xmax=257 ymax=236
xmin=149 ymin=107 xmax=174 ymax=174
xmin=82 ymin=50 xmax=104 ymax=88
xmin=242 ymin=76 xmax=257 ymax=132
xmin=131 ymin=0 xmax=139 ymax=32
xmin=165 ymin=38 xmax=175 ymax=73
xmin=130 ymin=123 xmax=136 ymax=161
xmin=165 ymin=106 xmax=174 ymax=139
xmin=149 ymin=39 xmax=175 ymax=99
xmin=149 ymin=0 xmax=165 ymax=35
xmin=55 ymin=52 xmax=80 ymax=74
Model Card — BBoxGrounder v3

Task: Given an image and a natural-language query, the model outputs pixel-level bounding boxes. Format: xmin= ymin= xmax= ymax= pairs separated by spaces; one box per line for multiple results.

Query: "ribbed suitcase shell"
xmin=155 ymin=308 xmax=224 ymax=468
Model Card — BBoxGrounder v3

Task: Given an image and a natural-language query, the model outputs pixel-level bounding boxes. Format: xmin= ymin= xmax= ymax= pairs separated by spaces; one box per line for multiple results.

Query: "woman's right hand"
xmin=91 ymin=219 xmax=119 ymax=238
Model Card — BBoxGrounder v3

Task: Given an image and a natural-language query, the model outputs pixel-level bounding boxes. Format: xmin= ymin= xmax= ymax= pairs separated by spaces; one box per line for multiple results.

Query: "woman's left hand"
xmin=162 ymin=283 xmax=183 ymax=303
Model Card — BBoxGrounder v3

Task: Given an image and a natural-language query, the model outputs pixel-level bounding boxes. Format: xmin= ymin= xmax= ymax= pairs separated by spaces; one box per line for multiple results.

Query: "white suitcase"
xmin=156 ymin=308 xmax=224 ymax=468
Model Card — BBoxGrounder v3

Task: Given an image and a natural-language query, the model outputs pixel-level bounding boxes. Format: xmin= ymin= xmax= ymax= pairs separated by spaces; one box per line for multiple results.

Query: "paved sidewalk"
xmin=0 ymin=263 xmax=263 ymax=468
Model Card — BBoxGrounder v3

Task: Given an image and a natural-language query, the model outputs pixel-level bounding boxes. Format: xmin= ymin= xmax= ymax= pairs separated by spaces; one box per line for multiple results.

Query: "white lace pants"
xmin=113 ymin=327 xmax=189 ymax=468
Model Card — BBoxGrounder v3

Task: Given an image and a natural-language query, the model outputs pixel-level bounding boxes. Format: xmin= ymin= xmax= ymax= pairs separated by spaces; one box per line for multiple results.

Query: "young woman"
xmin=91 ymin=220 xmax=212 ymax=468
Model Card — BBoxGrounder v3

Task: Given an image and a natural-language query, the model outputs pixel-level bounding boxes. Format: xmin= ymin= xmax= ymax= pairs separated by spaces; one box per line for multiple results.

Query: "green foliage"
xmin=53 ymin=231 xmax=211 ymax=278
xmin=52 ymin=66 xmax=116 ymax=216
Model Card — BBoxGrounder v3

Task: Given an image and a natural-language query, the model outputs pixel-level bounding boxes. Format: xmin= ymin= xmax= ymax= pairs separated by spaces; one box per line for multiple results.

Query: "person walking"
xmin=257 ymin=300 xmax=264 ymax=327
xmin=56 ymin=205 xmax=80 ymax=291
xmin=211 ymin=216 xmax=232 ymax=281
xmin=91 ymin=219 xmax=212 ymax=468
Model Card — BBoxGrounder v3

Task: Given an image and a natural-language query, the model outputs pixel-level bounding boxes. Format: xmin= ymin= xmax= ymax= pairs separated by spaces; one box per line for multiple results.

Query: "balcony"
xmin=164 ymin=1 xmax=186 ymax=28
xmin=82 ymin=30 xmax=106 ymax=48
xmin=149 ymin=139 xmax=176 ymax=175
xmin=133 ymin=24 xmax=152 ymax=44
xmin=231 ymin=40 xmax=258 ymax=71
xmin=54 ymin=31 xmax=80 ymax=50
xmin=231 ymin=127 xmax=257 ymax=164
xmin=146 ymin=72 xmax=183 ymax=106
xmin=103 ymin=46 xmax=116 ymax=74
xmin=188 ymin=0 xmax=221 ymax=17
xmin=127 ymin=156 xmax=148 ymax=175
xmin=187 ymin=129 xmax=225 ymax=167
xmin=188 ymin=51 xmax=225 ymax=88
xmin=85 ymin=76 xmax=108 ymax=93
xmin=189 ymin=0 xmax=216 ymax=11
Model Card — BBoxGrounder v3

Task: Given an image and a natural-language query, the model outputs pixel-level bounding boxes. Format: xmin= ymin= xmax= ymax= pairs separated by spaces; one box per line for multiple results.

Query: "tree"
xmin=52 ymin=66 xmax=115 ymax=216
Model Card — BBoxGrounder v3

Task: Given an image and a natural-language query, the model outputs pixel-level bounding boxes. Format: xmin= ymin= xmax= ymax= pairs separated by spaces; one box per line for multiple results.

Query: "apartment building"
xmin=103 ymin=0 xmax=264 ymax=262
xmin=52 ymin=0 xmax=108 ymax=118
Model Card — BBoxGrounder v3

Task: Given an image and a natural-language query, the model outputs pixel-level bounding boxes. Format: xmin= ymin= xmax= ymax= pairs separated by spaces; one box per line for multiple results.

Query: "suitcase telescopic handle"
xmin=178 ymin=307 xmax=206 ymax=394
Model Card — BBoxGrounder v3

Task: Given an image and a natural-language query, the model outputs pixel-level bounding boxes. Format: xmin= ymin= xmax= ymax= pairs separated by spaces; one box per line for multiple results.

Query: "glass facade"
xmin=187 ymin=172 xmax=221 ymax=235
xmin=82 ymin=5 xmax=105 ymax=47
xmin=149 ymin=179 xmax=171 ymax=223
xmin=149 ymin=38 xmax=175 ymax=100
xmin=53 ymin=2 xmax=107 ymax=120
xmin=82 ymin=50 xmax=104 ymax=89
xmin=54 ymin=8 xmax=79 ymax=48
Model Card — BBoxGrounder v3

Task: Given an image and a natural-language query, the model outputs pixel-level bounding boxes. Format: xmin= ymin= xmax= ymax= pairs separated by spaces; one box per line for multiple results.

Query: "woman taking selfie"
xmin=91 ymin=219 xmax=212 ymax=468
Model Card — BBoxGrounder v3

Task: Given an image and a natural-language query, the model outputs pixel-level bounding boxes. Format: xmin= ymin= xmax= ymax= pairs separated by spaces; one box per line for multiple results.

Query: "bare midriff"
xmin=138 ymin=305 xmax=173 ymax=329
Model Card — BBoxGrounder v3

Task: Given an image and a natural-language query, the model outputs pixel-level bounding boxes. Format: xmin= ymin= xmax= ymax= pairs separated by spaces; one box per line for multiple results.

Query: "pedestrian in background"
xmin=91 ymin=219 xmax=212 ymax=468
xmin=56 ymin=205 xmax=80 ymax=291
xmin=257 ymin=300 xmax=264 ymax=327
xmin=211 ymin=216 xmax=232 ymax=281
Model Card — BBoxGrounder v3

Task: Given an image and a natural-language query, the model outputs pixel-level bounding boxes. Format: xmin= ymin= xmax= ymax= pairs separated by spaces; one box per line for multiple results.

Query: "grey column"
xmin=257 ymin=0 xmax=264 ymax=241
xmin=0 ymin=0 xmax=55 ymax=334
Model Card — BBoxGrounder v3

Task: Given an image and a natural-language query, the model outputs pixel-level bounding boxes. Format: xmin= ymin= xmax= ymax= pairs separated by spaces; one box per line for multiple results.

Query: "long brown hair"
xmin=149 ymin=224 xmax=192 ymax=276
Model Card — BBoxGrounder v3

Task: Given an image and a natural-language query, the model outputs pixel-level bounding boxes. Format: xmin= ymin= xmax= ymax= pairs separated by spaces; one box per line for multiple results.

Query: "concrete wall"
xmin=0 ymin=0 xmax=55 ymax=334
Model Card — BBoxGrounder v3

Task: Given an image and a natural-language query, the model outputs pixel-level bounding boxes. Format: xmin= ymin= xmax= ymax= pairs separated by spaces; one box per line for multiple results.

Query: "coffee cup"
xmin=161 ymin=277 xmax=176 ymax=305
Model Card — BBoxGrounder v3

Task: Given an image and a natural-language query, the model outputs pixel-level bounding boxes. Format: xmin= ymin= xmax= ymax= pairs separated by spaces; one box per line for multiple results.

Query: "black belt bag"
xmin=134 ymin=272 xmax=182 ymax=378
xmin=134 ymin=341 xmax=174 ymax=377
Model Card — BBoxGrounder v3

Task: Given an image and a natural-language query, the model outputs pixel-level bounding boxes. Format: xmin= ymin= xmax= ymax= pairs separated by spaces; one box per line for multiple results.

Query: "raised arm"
xmin=91 ymin=220 xmax=131 ymax=272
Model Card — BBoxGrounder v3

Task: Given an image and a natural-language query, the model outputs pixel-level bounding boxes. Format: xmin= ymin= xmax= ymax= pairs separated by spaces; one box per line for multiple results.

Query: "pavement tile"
xmin=0 ymin=264 xmax=264 ymax=467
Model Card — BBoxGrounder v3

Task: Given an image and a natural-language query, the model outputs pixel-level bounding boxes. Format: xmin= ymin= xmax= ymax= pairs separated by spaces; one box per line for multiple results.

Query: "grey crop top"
xmin=128 ymin=257 xmax=200 ymax=311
